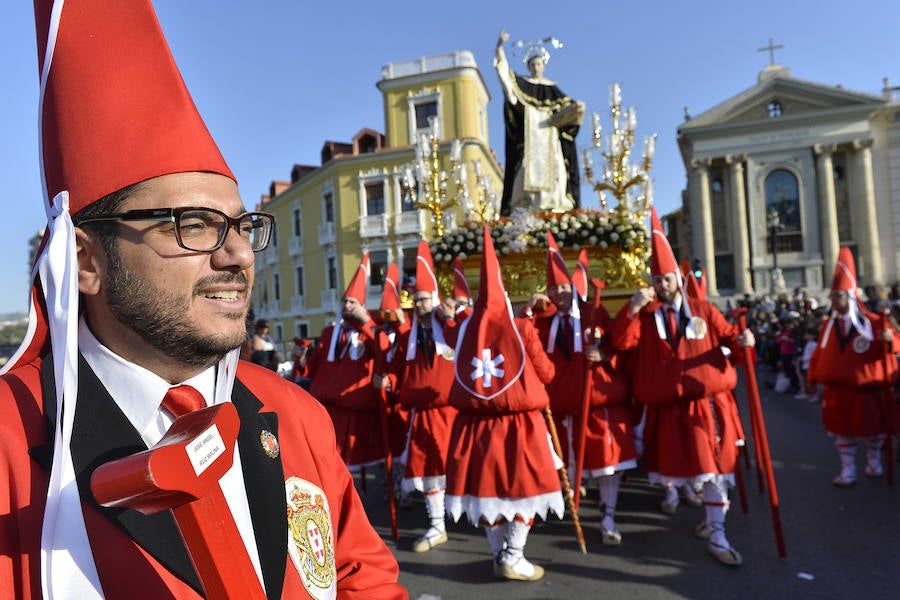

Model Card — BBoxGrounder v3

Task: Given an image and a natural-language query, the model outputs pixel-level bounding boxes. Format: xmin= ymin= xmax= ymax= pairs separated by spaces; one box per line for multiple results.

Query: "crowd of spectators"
xmin=723 ymin=285 xmax=900 ymax=400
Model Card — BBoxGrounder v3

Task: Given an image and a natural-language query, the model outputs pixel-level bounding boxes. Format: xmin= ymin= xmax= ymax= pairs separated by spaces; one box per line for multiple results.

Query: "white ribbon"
xmin=40 ymin=191 xmax=104 ymax=599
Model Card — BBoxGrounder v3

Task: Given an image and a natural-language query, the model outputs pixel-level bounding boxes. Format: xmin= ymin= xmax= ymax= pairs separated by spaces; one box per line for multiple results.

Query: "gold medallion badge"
xmin=260 ymin=430 xmax=279 ymax=458
xmin=285 ymin=477 xmax=336 ymax=599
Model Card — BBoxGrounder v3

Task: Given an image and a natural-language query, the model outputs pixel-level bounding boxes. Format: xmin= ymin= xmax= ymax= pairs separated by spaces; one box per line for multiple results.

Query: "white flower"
xmin=588 ymin=235 xmax=598 ymax=245
xmin=610 ymin=232 xmax=619 ymax=241
xmin=600 ymin=241 xmax=608 ymax=248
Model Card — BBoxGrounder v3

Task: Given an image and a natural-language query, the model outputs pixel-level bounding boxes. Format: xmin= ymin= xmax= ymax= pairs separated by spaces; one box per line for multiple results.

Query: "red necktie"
xmin=667 ymin=307 xmax=678 ymax=344
xmin=161 ymin=385 xmax=207 ymax=418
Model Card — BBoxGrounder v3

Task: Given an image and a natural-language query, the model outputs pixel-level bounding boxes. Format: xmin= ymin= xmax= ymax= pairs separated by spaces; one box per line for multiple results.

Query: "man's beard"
xmin=103 ymin=246 xmax=248 ymax=368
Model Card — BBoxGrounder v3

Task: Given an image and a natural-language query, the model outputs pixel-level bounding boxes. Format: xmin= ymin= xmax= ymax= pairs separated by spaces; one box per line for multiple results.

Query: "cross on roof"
xmin=757 ymin=37 xmax=784 ymax=66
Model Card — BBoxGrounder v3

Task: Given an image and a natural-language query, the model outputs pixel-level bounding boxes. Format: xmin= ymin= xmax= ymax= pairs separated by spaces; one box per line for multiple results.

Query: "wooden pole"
xmin=544 ymin=405 xmax=587 ymax=554
xmin=732 ymin=309 xmax=787 ymax=557
xmin=573 ymin=279 xmax=605 ymax=512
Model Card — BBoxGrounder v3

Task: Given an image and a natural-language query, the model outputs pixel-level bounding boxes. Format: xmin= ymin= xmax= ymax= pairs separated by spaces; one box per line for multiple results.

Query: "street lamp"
xmin=767 ymin=208 xmax=785 ymax=293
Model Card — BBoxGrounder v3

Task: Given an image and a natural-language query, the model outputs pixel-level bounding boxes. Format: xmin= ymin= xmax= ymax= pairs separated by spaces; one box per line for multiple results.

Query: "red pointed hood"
xmin=343 ymin=253 xmax=370 ymax=304
xmin=415 ymin=241 xmax=440 ymax=302
xmin=380 ymin=263 xmax=401 ymax=311
xmin=831 ymin=247 xmax=857 ymax=294
xmin=452 ymin=256 xmax=471 ymax=303
xmin=650 ymin=207 xmax=678 ymax=276
xmin=36 ymin=0 xmax=234 ymax=214
xmin=572 ymin=249 xmax=590 ymax=303
xmin=546 ymin=230 xmax=571 ymax=289
xmin=453 ymin=226 xmax=525 ymax=400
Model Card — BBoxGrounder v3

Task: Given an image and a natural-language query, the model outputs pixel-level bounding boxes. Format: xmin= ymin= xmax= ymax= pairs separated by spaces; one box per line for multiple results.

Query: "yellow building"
xmin=252 ymin=51 xmax=502 ymax=350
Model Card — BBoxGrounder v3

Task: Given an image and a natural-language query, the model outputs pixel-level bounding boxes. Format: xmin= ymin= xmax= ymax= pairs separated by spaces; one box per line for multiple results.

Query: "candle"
xmin=645 ymin=134 xmax=656 ymax=160
xmin=451 ymin=139 xmax=462 ymax=163
xmin=609 ymin=83 xmax=621 ymax=107
xmin=582 ymin=149 xmax=593 ymax=170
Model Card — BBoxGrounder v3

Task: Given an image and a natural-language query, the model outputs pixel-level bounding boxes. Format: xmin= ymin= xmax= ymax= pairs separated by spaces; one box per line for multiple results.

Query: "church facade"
xmin=676 ymin=63 xmax=900 ymax=297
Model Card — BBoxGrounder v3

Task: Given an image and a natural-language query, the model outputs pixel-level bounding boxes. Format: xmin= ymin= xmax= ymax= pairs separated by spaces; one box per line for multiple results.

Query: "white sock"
xmin=422 ymin=478 xmax=446 ymax=532
xmin=483 ymin=523 xmax=506 ymax=557
xmin=504 ymin=519 xmax=531 ymax=562
xmin=866 ymin=434 xmax=886 ymax=470
xmin=702 ymin=478 xmax=731 ymax=549
xmin=598 ymin=473 xmax=621 ymax=531
xmin=836 ymin=436 xmax=857 ymax=479
xmin=664 ymin=484 xmax=678 ymax=506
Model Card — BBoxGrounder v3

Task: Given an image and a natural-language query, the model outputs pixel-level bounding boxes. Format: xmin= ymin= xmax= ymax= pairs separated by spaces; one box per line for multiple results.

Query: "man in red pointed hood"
xmin=611 ymin=207 xmax=755 ymax=567
xmin=809 ymin=247 xmax=900 ymax=486
xmin=384 ymin=242 xmax=460 ymax=553
xmin=445 ymin=226 xmax=563 ymax=582
xmin=0 ymin=2 xmax=402 ymax=598
xmin=300 ymin=253 xmax=397 ymax=469
xmin=522 ymin=232 xmax=636 ymax=546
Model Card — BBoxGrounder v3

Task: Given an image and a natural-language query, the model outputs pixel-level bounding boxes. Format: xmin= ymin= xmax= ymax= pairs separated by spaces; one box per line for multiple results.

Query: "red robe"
xmin=530 ymin=305 xmax=636 ymax=474
xmin=809 ymin=311 xmax=900 ymax=437
xmin=612 ymin=298 xmax=744 ymax=482
xmin=445 ymin=319 xmax=563 ymax=524
xmin=305 ymin=321 xmax=390 ymax=467
xmin=393 ymin=317 xmax=458 ymax=488
xmin=0 ymin=356 xmax=405 ymax=599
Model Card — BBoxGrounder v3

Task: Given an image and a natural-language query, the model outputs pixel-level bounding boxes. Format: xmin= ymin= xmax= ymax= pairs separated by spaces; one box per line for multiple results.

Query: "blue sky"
xmin=1 ymin=0 xmax=897 ymax=314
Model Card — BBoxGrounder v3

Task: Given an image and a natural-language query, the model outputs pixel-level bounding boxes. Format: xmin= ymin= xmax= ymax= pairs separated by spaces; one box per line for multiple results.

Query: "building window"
xmin=711 ymin=178 xmax=723 ymax=193
xmin=295 ymin=265 xmax=304 ymax=296
xmin=370 ymin=250 xmax=388 ymax=287
xmin=274 ymin=323 xmax=283 ymax=343
xmin=273 ymin=273 xmax=280 ymax=301
xmin=323 ymin=192 xmax=334 ymax=223
xmin=270 ymin=222 xmax=278 ymax=247
xmin=415 ymin=101 xmax=438 ymax=130
xmin=295 ymin=322 xmax=309 ymax=339
xmin=765 ymin=168 xmax=802 ymax=252
xmin=292 ymin=208 xmax=302 ymax=237
xmin=327 ymin=257 xmax=337 ymax=290
xmin=365 ymin=182 xmax=385 ymax=215
xmin=767 ymin=100 xmax=783 ymax=117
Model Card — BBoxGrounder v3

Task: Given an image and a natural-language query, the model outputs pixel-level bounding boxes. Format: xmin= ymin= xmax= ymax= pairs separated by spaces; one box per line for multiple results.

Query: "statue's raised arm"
xmin=494 ymin=31 xmax=585 ymax=215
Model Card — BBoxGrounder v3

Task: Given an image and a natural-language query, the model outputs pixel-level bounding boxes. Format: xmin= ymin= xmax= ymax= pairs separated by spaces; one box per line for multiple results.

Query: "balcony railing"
xmin=317 ymin=221 xmax=336 ymax=246
xmin=394 ymin=210 xmax=423 ymax=235
xmin=290 ymin=295 xmax=306 ymax=314
xmin=360 ymin=214 xmax=389 ymax=238
xmin=320 ymin=288 xmax=338 ymax=312
xmin=288 ymin=237 xmax=302 ymax=256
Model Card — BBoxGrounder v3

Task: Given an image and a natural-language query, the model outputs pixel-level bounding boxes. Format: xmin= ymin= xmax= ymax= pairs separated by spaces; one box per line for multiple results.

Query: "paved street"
xmin=356 ymin=367 xmax=900 ymax=600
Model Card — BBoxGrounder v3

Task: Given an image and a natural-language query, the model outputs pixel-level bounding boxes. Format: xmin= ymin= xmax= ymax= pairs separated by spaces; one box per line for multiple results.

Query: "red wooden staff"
xmin=732 ymin=308 xmax=787 ymax=557
xmin=878 ymin=310 xmax=895 ymax=486
xmin=91 ymin=403 xmax=266 ymax=599
xmin=374 ymin=327 xmax=400 ymax=540
xmin=573 ymin=278 xmax=605 ymax=513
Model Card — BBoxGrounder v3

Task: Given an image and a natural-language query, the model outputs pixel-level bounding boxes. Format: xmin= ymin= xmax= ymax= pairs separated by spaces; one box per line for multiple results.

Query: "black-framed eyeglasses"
xmin=75 ymin=206 xmax=275 ymax=252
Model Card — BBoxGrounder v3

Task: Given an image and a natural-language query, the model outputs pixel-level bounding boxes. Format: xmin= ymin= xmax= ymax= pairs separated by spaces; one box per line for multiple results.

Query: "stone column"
xmin=690 ymin=158 xmax=718 ymax=296
xmin=725 ymin=154 xmax=752 ymax=294
xmin=814 ymin=144 xmax=840 ymax=280
xmin=852 ymin=139 xmax=883 ymax=284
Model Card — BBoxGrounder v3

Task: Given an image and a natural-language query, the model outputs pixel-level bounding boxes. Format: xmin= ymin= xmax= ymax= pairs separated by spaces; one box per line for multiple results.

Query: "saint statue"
xmin=495 ymin=30 xmax=585 ymax=215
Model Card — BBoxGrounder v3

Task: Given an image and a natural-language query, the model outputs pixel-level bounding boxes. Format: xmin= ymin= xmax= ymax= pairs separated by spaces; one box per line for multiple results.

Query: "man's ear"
xmin=75 ymin=227 xmax=106 ymax=296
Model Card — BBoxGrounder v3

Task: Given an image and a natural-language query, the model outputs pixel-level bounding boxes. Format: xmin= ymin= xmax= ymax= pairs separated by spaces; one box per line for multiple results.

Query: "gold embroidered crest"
xmin=285 ymin=477 xmax=336 ymax=599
